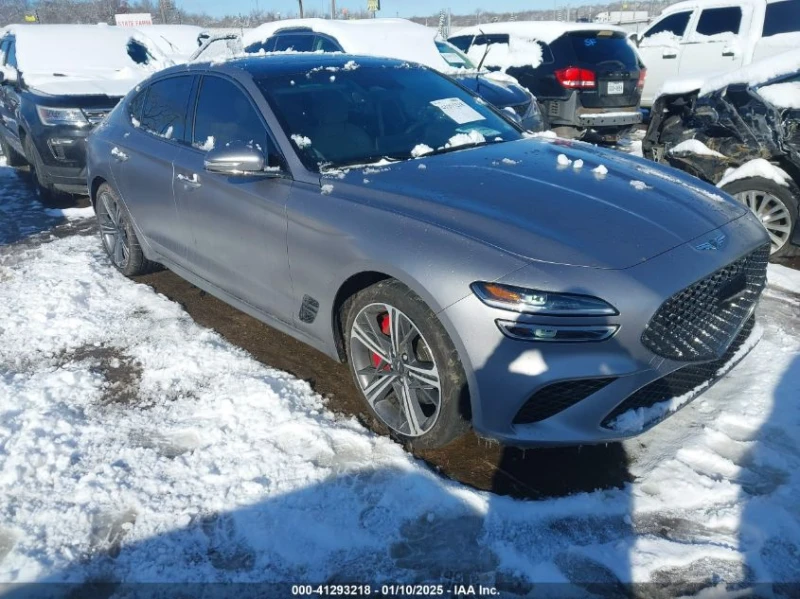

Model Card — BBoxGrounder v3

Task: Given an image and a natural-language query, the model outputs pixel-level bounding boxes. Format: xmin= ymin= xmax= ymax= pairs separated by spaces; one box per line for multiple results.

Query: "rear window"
xmin=696 ymin=7 xmax=742 ymax=36
xmin=274 ymin=34 xmax=315 ymax=52
xmin=763 ymin=0 xmax=800 ymax=37
xmin=567 ymin=32 xmax=638 ymax=69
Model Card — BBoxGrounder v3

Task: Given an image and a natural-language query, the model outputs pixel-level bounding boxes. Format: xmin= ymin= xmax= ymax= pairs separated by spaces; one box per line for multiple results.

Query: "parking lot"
xmin=2 ymin=153 xmax=800 ymax=591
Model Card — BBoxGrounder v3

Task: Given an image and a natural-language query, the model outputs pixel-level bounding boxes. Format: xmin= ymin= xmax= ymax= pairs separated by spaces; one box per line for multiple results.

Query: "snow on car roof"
xmin=243 ymin=18 xmax=452 ymax=71
xmin=452 ymin=21 xmax=627 ymax=45
xmin=133 ymin=24 xmax=205 ymax=58
xmin=659 ymin=0 xmax=785 ymax=14
xmin=5 ymin=24 xmax=170 ymax=75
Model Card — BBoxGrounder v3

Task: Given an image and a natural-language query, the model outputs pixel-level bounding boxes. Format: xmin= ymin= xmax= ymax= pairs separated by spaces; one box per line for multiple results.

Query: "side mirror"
xmin=204 ymin=145 xmax=271 ymax=175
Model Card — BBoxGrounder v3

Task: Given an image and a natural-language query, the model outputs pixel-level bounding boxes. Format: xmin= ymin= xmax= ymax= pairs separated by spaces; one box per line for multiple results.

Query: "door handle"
xmin=662 ymin=50 xmax=678 ymax=59
xmin=176 ymin=173 xmax=202 ymax=188
xmin=722 ymin=48 xmax=736 ymax=57
xmin=110 ymin=146 xmax=128 ymax=162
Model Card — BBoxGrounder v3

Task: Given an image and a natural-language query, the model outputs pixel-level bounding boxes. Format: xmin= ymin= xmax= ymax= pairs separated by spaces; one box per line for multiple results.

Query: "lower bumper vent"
xmin=514 ymin=377 xmax=617 ymax=425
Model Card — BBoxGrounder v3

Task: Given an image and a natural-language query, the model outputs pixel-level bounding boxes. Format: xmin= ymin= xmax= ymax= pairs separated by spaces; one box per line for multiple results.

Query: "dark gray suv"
xmin=87 ymin=54 xmax=769 ymax=450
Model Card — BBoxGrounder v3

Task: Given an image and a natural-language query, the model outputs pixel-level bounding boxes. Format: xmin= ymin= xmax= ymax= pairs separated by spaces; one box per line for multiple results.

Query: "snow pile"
xmin=593 ymin=164 xmax=608 ymax=176
xmin=466 ymin=37 xmax=544 ymax=72
xmin=669 ymin=139 xmax=726 ymax=159
xmin=630 ymin=180 xmax=650 ymax=191
xmin=758 ymin=82 xmax=800 ymax=109
xmin=556 ymin=154 xmax=571 ymax=167
xmin=43 ymin=207 xmax=95 ymax=221
xmin=768 ymin=263 xmax=800 ymax=295
xmin=717 ymin=159 xmax=792 ymax=189
xmin=320 ymin=184 xmax=334 ymax=195
xmin=291 ymin=135 xmax=313 ymax=149
xmin=699 ymin=50 xmax=800 ymax=97
xmin=411 ymin=144 xmax=434 ymax=157
xmin=444 ymin=130 xmax=485 ymax=149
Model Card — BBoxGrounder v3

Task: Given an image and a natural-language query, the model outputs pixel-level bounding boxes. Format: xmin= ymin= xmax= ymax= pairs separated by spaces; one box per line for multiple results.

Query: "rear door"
xmin=680 ymin=5 xmax=748 ymax=79
xmin=638 ymin=10 xmax=696 ymax=106
xmin=173 ymin=74 xmax=294 ymax=318
xmin=110 ymin=75 xmax=196 ymax=264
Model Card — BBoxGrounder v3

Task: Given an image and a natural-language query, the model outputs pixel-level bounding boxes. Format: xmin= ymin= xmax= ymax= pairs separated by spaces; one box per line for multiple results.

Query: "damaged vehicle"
xmin=643 ymin=51 xmax=800 ymax=258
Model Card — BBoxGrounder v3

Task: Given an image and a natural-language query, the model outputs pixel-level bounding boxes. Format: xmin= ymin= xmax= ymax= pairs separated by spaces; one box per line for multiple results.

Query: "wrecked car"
xmin=643 ymin=51 xmax=800 ymax=259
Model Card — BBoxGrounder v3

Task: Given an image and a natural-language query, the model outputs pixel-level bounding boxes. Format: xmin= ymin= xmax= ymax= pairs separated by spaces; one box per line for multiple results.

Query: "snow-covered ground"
xmin=1 ymin=157 xmax=800 ymax=592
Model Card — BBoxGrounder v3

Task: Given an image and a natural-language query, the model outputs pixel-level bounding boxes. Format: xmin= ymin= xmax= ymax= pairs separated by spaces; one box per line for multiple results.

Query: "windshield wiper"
xmin=424 ymin=138 xmax=503 ymax=158
xmin=322 ymin=154 xmax=407 ymax=171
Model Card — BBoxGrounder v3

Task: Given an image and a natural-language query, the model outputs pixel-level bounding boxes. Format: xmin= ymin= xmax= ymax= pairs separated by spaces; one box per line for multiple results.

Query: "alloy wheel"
xmin=735 ymin=190 xmax=792 ymax=254
xmin=350 ymin=303 xmax=441 ymax=438
xmin=97 ymin=191 xmax=131 ymax=269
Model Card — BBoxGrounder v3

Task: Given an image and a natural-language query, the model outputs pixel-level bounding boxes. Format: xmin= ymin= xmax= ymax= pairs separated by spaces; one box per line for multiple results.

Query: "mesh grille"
xmin=513 ymin=378 xmax=617 ymax=425
xmin=641 ymin=245 xmax=768 ymax=362
xmin=603 ymin=316 xmax=756 ymax=428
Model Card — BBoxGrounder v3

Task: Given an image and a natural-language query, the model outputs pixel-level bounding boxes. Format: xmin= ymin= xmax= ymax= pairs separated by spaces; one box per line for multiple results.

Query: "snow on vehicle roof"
xmin=133 ymin=24 xmax=205 ymax=59
xmin=659 ymin=0 xmax=784 ymax=14
xmin=243 ymin=18 xmax=452 ymax=71
xmin=5 ymin=24 xmax=170 ymax=76
xmin=452 ymin=21 xmax=627 ymax=45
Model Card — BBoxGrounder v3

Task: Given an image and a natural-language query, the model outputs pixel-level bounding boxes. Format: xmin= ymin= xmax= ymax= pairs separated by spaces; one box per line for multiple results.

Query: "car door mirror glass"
xmin=204 ymin=145 xmax=270 ymax=175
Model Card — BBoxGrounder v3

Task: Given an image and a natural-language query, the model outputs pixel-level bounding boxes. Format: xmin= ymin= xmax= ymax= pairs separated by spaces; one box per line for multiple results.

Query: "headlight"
xmin=471 ymin=282 xmax=618 ymax=316
xmin=36 ymin=106 xmax=90 ymax=127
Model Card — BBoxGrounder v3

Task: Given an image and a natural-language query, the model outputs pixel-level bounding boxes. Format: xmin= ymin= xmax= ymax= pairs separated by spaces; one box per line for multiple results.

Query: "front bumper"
xmin=441 ymin=216 xmax=769 ymax=447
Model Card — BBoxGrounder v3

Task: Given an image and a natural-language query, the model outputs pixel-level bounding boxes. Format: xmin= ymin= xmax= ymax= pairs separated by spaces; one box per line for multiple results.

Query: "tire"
xmin=721 ymin=177 xmax=799 ymax=260
xmin=0 ymin=136 xmax=26 ymax=167
xmin=95 ymin=182 xmax=157 ymax=277
xmin=343 ymin=279 xmax=471 ymax=450
xmin=23 ymin=135 xmax=58 ymax=202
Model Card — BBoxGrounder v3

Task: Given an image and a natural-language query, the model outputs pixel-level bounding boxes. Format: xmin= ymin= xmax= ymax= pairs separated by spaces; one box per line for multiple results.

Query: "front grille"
xmin=83 ymin=108 xmax=111 ymax=126
xmin=641 ymin=244 xmax=768 ymax=362
xmin=602 ymin=316 xmax=756 ymax=428
xmin=513 ymin=377 xmax=617 ymax=425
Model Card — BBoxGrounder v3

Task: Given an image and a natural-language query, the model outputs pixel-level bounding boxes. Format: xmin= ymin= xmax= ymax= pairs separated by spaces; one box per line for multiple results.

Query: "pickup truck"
xmin=637 ymin=0 xmax=799 ymax=107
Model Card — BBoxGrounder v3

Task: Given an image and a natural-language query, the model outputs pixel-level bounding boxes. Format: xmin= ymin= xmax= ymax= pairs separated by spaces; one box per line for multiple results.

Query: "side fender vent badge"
xmin=299 ymin=295 xmax=320 ymax=324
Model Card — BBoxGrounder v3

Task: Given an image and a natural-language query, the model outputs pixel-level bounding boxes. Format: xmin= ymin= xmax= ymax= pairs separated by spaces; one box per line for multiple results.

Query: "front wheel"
xmin=343 ymin=280 xmax=470 ymax=450
xmin=721 ymin=177 xmax=798 ymax=259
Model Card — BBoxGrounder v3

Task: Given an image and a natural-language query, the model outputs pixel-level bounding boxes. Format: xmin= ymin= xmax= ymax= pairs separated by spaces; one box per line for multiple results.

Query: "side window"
xmin=192 ymin=75 xmax=278 ymax=166
xmin=244 ymin=37 xmax=277 ymax=54
xmin=642 ymin=11 xmax=693 ymax=40
xmin=139 ymin=76 xmax=194 ymax=142
xmin=695 ymin=7 xmax=742 ymax=36
xmin=128 ymin=87 xmax=147 ymax=124
xmin=273 ymin=34 xmax=314 ymax=52
xmin=314 ymin=35 xmax=342 ymax=52
xmin=5 ymin=41 xmax=17 ymax=69
xmin=762 ymin=0 xmax=800 ymax=37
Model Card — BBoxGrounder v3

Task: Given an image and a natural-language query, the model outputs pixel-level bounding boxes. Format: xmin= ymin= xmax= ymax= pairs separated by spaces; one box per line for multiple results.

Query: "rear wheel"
xmin=0 ymin=136 xmax=26 ymax=167
xmin=95 ymin=182 xmax=156 ymax=276
xmin=721 ymin=177 xmax=798 ymax=259
xmin=343 ymin=279 xmax=470 ymax=450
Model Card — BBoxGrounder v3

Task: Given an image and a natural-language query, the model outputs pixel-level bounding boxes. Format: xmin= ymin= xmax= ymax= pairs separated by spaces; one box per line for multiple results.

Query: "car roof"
xmin=242 ymin=18 xmax=452 ymax=71
xmin=451 ymin=21 xmax=627 ymax=44
xmin=181 ymin=52 xmax=414 ymax=78
xmin=660 ymin=0 xmax=779 ymax=15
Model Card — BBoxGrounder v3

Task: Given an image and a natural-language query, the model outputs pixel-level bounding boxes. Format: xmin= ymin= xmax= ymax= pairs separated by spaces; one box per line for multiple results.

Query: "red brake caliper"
xmin=371 ymin=313 xmax=391 ymax=370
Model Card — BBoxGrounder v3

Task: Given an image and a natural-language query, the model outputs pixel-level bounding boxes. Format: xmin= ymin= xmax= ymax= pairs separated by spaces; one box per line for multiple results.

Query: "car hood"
xmin=330 ymin=138 xmax=748 ymax=270
xmin=23 ymin=70 xmax=148 ymax=98
xmin=452 ymin=74 xmax=531 ymax=108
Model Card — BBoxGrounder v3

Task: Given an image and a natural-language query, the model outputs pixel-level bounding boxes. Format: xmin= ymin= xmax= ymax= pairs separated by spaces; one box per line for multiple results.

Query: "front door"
xmin=173 ymin=74 xmax=294 ymax=320
xmin=679 ymin=6 xmax=748 ymax=82
xmin=638 ymin=10 xmax=695 ymax=106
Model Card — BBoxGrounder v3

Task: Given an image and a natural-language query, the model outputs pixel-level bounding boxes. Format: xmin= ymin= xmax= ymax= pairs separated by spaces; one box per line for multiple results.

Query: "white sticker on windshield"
xmin=430 ymin=98 xmax=486 ymax=125
xmin=441 ymin=52 xmax=466 ymax=66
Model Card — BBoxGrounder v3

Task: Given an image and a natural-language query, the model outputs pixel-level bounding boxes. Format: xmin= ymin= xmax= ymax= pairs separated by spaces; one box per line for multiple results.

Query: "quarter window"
xmin=192 ymin=75 xmax=272 ymax=159
xmin=643 ymin=11 xmax=693 ymax=40
xmin=696 ymin=7 xmax=742 ymax=36
xmin=139 ymin=76 xmax=194 ymax=141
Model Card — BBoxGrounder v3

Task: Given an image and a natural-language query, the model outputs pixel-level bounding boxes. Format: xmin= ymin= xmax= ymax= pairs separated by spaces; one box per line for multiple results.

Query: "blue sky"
xmin=176 ymin=0 xmax=604 ymax=18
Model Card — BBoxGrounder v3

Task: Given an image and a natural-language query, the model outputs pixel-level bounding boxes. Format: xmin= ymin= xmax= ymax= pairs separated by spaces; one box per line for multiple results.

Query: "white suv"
xmin=637 ymin=0 xmax=799 ymax=106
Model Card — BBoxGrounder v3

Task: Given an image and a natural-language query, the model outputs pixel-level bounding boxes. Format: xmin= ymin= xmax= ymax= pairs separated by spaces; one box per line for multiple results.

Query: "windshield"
xmin=435 ymin=40 xmax=476 ymax=69
xmin=256 ymin=64 xmax=522 ymax=171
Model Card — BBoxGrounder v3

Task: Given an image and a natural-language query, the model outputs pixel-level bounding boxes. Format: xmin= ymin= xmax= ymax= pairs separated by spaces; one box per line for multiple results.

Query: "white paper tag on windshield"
xmin=441 ymin=52 xmax=467 ymax=66
xmin=430 ymin=98 xmax=486 ymax=124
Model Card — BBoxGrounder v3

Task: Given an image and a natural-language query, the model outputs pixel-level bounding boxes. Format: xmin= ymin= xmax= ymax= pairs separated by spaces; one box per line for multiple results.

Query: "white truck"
xmin=637 ymin=0 xmax=800 ymax=106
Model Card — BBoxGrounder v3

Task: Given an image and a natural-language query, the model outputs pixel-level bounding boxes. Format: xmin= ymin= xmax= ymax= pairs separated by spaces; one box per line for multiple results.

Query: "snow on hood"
xmin=657 ymin=49 xmax=800 ymax=101
xmin=23 ymin=71 xmax=148 ymax=98
xmin=758 ymin=81 xmax=800 ymax=109
xmin=326 ymin=139 xmax=747 ymax=270
xmin=243 ymin=19 xmax=454 ymax=72
xmin=7 ymin=24 xmax=171 ymax=94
